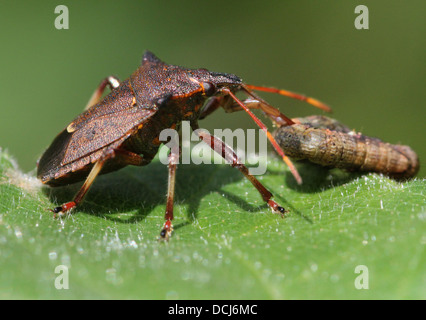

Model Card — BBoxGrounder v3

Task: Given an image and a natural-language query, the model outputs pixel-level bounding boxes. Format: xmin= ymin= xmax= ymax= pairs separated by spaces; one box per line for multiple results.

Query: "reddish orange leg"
xmin=201 ymin=94 xmax=295 ymax=128
xmin=159 ymin=145 xmax=180 ymax=240
xmin=191 ymin=121 xmax=287 ymax=216
xmin=222 ymin=97 xmax=295 ymax=127
xmin=84 ymin=76 xmax=121 ymax=110
xmin=222 ymin=88 xmax=303 ymax=185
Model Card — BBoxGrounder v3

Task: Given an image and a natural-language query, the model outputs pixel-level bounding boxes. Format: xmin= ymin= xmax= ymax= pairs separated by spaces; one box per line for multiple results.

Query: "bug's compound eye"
xmin=53 ymin=206 xmax=63 ymax=213
xmin=201 ymin=82 xmax=216 ymax=96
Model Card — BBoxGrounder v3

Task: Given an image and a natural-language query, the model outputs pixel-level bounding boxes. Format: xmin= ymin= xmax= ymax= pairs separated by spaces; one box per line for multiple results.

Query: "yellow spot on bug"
xmin=67 ymin=123 xmax=76 ymax=133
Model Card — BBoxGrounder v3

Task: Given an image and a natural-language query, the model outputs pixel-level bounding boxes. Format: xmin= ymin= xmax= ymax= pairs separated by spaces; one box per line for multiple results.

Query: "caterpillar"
xmin=272 ymin=115 xmax=419 ymax=179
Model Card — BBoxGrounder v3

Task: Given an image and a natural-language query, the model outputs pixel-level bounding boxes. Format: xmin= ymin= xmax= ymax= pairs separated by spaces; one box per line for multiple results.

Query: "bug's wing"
xmin=62 ymin=78 xmax=158 ymax=165
xmin=37 ymin=106 xmax=156 ymax=180
xmin=66 ymin=79 xmax=148 ymax=133
xmin=61 ymin=106 xmax=155 ymax=166
xmin=37 ymin=79 xmax=158 ymax=179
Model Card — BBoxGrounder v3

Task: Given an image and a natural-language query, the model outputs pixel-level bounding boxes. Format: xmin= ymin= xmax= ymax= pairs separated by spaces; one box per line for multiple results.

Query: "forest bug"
xmin=37 ymin=51 xmax=330 ymax=240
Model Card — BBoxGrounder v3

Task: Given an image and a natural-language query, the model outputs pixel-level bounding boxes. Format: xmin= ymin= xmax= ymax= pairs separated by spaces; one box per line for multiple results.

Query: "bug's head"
xmin=188 ymin=68 xmax=243 ymax=96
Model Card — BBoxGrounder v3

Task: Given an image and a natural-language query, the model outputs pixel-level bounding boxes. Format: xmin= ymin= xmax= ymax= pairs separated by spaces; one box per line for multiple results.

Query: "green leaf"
xmin=0 ymin=148 xmax=424 ymax=299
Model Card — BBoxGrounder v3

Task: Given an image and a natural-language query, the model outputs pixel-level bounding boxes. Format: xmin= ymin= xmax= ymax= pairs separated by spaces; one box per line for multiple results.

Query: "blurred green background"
xmin=0 ymin=0 xmax=424 ymax=175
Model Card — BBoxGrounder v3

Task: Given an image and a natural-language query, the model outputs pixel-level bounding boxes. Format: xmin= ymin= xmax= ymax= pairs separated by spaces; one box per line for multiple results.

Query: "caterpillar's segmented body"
xmin=273 ymin=116 xmax=419 ymax=179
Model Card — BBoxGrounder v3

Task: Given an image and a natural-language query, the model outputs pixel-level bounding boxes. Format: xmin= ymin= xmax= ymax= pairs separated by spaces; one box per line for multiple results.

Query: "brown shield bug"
xmin=37 ymin=51 xmax=330 ymax=239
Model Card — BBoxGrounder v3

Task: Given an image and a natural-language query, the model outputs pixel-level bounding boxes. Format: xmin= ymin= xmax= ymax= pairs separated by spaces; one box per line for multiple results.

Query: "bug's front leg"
xmin=200 ymin=95 xmax=294 ymax=127
xmin=222 ymin=97 xmax=295 ymax=127
xmin=159 ymin=144 xmax=181 ymax=240
xmin=191 ymin=121 xmax=287 ymax=216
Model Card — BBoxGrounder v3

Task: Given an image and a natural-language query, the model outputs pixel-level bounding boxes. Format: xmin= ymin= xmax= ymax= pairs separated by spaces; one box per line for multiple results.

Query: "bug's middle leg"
xmin=159 ymin=145 xmax=180 ymax=240
xmin=191 ymin=121 xmax=286 ymax=215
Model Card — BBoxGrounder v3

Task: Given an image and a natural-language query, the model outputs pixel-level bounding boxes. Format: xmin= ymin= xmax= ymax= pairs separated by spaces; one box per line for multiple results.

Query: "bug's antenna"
xmin=223 ymin=88 xmax=302 ymax=184
xmin=244 ymin=84 xmax=332 ymax=112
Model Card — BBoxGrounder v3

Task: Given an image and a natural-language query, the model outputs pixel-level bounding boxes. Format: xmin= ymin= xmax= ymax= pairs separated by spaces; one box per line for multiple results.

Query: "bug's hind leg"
xmin=191 ymin=121 xmax=287 ymax=216
xmin=51 ymin=148 xmax=148 ymax=218
xmin=113 ymin=148 xmax=153 ymax=167
xmin=84 ymin=75 xmax=121 ymax=110
xmin=51 ymin=157 xmax=106 ymax=218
